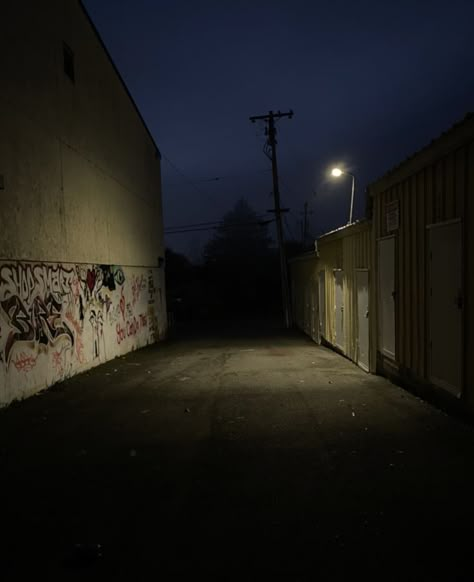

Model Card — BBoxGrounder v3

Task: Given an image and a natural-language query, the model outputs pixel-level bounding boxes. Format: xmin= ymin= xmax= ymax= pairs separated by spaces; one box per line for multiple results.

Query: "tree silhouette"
xmin=203 ymin=198 xmax=272 ymax=263
xmin=203 ymin=198 xmax=280 ymax=318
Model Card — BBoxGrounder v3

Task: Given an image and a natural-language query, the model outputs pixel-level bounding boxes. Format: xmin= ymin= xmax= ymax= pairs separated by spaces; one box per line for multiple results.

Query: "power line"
xmin=165 ymin=215 xmax=267 ymax=232
xmin=165 ymin=220 xmax=223 ymax=230
xmin=165 ymin=226 xmax=220 ymax=235
xmin=165 ymin=219 xmax=274 ymax=235
xmin=162 ymin=154 xmax=220 ymax=206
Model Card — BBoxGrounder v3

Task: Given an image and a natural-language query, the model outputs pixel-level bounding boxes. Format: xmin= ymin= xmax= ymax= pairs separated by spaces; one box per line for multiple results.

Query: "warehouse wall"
xmin=0 ymin=262 xmax=165 ymax=406
xmin=0 ymin=1 xmax=167 ymax=405
xmin=0 ymin=1 xmax=164 ymax=266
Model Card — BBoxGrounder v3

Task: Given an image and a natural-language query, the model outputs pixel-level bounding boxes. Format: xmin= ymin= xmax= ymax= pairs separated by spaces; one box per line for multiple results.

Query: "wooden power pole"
xmin=249 ymin=109 xmax=293 ymax=328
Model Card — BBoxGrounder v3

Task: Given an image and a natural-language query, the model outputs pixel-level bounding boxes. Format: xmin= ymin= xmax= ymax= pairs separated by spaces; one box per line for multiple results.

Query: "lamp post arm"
xmin=349 ymin=173 xmax=355 ymax=225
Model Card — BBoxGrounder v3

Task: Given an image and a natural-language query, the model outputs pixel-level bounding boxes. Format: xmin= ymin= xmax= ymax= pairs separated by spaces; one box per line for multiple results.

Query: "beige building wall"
xmin=0 ymin=1 xmax=167 ymax=406
xmin=0 ymin=0 xmax=163 ymax=266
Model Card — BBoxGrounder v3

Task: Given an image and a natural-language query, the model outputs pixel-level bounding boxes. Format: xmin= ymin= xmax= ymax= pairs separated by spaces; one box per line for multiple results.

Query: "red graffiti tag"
xmin=86 ymin=269 xmax=96 ymax=293
xmin=119 ymin=289 xmax=126 ymax=321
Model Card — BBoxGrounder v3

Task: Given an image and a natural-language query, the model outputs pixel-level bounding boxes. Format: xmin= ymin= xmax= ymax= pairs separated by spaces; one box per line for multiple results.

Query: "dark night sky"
xmin=83 ymin=0 xmax=474 ymax=260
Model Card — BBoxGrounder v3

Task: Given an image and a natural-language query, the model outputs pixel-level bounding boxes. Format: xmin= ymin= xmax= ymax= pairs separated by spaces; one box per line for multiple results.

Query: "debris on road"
xmin=130 ymin=449 xmax=137 ymax=457
xmin=140 ymin=409 xmax=150 ymax=414
xmin=185 ymin=408 xmax=191 ymax=413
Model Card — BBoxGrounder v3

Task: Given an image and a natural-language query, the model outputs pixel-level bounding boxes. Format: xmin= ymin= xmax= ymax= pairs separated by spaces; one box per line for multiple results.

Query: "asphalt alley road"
xmin=2 ymin=322 xmax=474 ymax=580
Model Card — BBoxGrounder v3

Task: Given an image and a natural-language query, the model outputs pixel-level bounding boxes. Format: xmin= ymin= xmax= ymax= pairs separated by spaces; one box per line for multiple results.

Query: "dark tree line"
xmin=166 ymin=198 xmax=290 ymax=322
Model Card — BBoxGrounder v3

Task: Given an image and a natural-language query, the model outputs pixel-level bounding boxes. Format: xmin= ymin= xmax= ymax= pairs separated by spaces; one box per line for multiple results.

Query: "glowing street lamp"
xmin=331 ymin=167 xmax=355 ymax=225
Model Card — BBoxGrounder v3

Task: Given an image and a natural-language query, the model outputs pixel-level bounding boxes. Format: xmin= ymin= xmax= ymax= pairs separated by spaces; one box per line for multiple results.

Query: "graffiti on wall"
xmin=0 ymin=264 xmax=76 ymax=365
xmin=0 ymin=262 xmax=160 ymax=393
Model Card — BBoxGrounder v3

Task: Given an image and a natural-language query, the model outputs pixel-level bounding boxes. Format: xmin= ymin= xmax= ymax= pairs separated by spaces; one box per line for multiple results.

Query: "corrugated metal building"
xmin=367 ymin=113 xmax=474 ymax=409
xmin=317 ymin=221 xmax=372 ymax=371
xmin=289 ymin=220 xmax=372 ymax=372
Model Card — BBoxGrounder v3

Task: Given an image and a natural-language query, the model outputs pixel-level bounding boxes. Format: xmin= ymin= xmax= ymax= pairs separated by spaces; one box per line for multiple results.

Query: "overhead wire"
xmin=165 ymin=218 xmax=274 ymax=235
xmin=162 ymin=153 xmax=220 ymax=206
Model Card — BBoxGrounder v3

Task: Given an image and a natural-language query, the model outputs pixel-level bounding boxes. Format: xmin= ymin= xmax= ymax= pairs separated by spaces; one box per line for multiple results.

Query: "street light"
xmin=331 ymin=167 xmax=355 ymax=225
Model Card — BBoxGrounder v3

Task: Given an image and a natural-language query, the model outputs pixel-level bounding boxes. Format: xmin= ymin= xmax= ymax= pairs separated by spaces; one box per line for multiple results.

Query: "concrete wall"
xmin=0 ymin=1 xmax=167 ymax=405
xmin=0 ymin=261 xmax=165 ymax=406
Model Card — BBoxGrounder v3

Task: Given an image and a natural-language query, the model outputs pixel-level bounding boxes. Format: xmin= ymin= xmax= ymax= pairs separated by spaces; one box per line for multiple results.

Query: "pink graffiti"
xmin=13 ymin=352 xmax=37 ymax=372
xmin=116 ymin=313 xmax=148 ymax=345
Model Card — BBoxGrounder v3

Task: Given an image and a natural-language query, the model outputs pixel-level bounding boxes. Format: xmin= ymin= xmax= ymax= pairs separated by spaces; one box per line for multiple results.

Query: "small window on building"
xmin=63 ymin=43 xmax=75 ymax=83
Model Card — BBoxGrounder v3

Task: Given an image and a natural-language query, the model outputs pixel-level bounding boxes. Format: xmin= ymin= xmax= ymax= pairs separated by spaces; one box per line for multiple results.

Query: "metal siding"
xmin=466 ymin=143 xmax=474 ymax=411
xmin=372 ymin=139 xmax=472 ymax=395
xmin=445 ymin=152 xmax=455 ymax=220
xmin=396 ymin=183 xmax=403 ymax=367
xmin=319 ymin=226 xmax=370 ymax=364
xmin=416 ymin=170 xmax=426 ymax=379
xmin=410 ymin=175 xmax=418 ymax=375
xmin=435 ymin=160 xmax=443 ymax=223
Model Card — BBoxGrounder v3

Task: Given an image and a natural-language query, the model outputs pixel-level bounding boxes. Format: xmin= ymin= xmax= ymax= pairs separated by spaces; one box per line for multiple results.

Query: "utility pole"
xmin=249 ymin=109 xmax=293 ymax=328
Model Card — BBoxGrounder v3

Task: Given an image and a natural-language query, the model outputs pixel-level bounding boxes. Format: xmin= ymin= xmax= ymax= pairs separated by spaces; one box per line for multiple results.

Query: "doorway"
xmin=377 ymin=237 xmax=396 ymax=360
xmin=356 ymin=269 xmax=370 ymax=372
xmin=334 ymin=270 xmax=344 ymax=352
xmin=428 ymin=220 xmax=463 ymax=397
xmin=318 ymin=270 xmax=326 ymax=340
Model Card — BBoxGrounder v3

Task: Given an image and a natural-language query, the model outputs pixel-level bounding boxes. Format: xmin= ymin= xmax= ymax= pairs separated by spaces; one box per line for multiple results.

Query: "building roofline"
xmin=317 ymin=218 xmax=370 ymax=243
xmin=368 ymin=112 xmax=474 ymax=195
xmin=78 ymin=0 xmax=162 ymax=160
